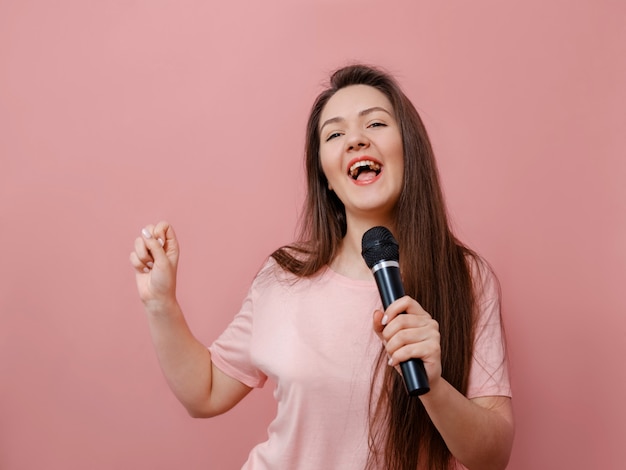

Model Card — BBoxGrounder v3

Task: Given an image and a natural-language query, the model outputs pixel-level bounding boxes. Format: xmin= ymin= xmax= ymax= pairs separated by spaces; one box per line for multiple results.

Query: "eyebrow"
xmin=320 ymin=106 xmax=393 ymax=132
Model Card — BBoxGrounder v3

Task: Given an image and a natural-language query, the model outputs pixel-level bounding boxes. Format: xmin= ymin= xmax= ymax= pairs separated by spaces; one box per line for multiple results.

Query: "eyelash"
xmin=325 ymin=122 xmax=387 ymax=142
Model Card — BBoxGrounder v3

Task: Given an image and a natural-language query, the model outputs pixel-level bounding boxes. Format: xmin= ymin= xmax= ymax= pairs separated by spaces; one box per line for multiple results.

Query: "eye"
xmin=368 ymin=122 xmax=387 ymax=128
xmin=325 ymin=132 xmax=342 ymax=142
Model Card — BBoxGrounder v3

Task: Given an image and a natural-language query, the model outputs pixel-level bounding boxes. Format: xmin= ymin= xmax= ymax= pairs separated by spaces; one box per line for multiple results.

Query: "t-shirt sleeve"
xmin=466 ymin=261 xmax=512 ymax=399
xmin=208 ymin=273 xmax=268 ymax=389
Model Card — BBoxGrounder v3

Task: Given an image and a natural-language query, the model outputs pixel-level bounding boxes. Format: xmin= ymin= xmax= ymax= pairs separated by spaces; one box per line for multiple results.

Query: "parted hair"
xmin=271 ymin=64 xmax=478 ymax=470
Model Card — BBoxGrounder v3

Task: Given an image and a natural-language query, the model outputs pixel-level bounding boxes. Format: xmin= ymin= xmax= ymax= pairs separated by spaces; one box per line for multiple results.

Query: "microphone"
xmin=361 ymin=226 xmax=430 ymax=396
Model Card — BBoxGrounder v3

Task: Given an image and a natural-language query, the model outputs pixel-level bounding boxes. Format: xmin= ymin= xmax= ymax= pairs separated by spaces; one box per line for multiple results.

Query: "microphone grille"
xmin=361 ymin=226 xmax=400 ymax=268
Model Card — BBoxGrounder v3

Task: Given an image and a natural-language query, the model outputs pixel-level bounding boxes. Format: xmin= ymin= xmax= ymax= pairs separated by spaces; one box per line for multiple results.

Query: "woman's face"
xmin=318 ymin=84 xmax=404 ymax=226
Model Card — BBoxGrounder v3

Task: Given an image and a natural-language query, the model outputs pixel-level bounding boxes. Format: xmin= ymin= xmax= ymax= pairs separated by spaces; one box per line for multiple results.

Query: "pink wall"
xmin=1 ymin=1 xmax=624 ymax=468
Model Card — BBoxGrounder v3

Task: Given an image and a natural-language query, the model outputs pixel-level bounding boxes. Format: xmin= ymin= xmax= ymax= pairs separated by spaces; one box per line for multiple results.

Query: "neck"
xmin=330 ymin=216 xmax=397 ymax=281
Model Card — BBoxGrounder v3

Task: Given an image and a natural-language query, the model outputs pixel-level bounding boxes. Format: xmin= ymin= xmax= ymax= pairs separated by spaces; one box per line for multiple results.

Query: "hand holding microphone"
xmin=362 ymin=226 xmax=431 ymax=396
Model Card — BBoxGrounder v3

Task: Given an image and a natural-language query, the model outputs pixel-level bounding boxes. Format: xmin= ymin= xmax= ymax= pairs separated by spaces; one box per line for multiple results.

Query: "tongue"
xmin=357 ymin=170 xmax=378 ymax=181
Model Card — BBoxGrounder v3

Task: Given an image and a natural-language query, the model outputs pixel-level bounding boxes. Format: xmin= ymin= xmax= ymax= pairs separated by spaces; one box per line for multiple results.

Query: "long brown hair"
xmin=272 ymin=64 xmax=477 ymax=470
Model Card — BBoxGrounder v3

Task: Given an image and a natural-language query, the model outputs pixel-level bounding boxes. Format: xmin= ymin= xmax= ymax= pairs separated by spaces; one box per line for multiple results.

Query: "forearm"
xmin=419 ymin=379 xmax=514 ymax=470
xmin=131 ymin=223 xmax=250 ymax=417
xmin=144 ymin=300 xmax=213 ymax=416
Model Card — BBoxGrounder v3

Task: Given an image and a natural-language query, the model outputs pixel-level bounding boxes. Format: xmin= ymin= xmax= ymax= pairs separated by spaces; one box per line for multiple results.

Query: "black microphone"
xmin=361 ymin=226 xmax=430 ymax=396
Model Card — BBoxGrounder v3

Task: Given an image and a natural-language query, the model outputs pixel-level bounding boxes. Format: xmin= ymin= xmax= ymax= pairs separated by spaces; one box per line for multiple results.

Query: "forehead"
xmin=320 ymin=85 xmax=394 ymax=122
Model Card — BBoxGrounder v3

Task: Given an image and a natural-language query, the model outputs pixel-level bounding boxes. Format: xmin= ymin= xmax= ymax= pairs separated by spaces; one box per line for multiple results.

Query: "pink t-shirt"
xmin=209 ymin=258 xmax=510 ymax=469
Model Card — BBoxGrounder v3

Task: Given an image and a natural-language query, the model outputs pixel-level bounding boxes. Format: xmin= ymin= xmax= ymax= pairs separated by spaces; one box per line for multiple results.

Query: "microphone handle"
xmin=373 ymin=266 xmax=430 ymax=396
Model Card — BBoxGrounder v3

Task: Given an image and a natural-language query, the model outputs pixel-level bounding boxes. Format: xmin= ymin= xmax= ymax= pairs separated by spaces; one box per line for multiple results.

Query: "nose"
xmin=345 ymin=130 xmax=370 ymax=151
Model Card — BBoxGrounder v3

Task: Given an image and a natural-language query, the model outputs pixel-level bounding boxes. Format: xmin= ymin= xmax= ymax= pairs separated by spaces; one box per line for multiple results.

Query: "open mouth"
xmin=348 ymin=160 xmax=382 ymax=181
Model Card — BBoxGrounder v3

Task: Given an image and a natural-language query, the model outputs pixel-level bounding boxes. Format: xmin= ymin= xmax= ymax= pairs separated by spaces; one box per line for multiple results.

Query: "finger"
xmin=372 ymin=309 xmax=386 ymax=338
xmin=388 ymin=338 xmax=440 ymax=367
xmin=150 ymin=222 xmax=180 ymax=268
xmin=141 ymin=225 xmax=170 ymax=265
xmin=129 ymin=250 xmax=151 ymax=273
xmin=381 ymin=296 xmax=431 ymax=328
xmin=154 ymin=221 xmax=177 ymax=249
xmin=388 ymin=343 xmax=426 ymax=367
xmin=147 ymin=222 xmax=167 ymax=249
xmin=385 ymin=323 xmax=440 ymax=366
xmin=380 ymin=313 xmax=427 ymax=342
xmin=133 ymin=237 xmax=154 ymax=266
xmin=141 ymin=224 xmax=159 ymax=244
xmin=384 ymin=323 xmax=437 ymax=351
xmin=383 ymin=295 xmax=430 ymax=322
xmin=379 ymin=296 xmax=414 ymax=326
xmin=383 ymin=317 xmax=440 ymax=355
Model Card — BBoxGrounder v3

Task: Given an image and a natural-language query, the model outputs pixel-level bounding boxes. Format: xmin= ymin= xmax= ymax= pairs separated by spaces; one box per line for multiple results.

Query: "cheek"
xmin=318 ymin=149 xmax=338 ymax=179
xmin=318 ymin=154 xmax=329 ymax=180
xmin=390 ymin=157 xmax=405 ymax=189
xmin=391 ymin=136 xmax=405 ymax=175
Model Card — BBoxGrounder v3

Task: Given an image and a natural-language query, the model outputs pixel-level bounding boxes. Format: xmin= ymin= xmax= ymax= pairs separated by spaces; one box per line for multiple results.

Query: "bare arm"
xmin=420 ymin=382 xmax=513 ymax=469
xmin=130 ymin=222 xmax=251 ymax=417
xmin=374 ymin=297 xmax=514 ymax=469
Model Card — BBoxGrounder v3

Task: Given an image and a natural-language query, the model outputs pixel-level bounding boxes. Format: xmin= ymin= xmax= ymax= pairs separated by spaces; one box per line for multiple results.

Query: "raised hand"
xmin=129 ymin=221 xmax=180 ymax=312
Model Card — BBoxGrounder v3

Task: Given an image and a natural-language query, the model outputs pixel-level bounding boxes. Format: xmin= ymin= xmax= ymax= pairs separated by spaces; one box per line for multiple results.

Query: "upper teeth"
xmin=349 ymin=160 xmax=381 ymax=178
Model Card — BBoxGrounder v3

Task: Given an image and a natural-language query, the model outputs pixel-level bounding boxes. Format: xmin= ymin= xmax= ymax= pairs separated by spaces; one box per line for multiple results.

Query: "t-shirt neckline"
xmin=322 ymin=265 xmax=378 ymax=289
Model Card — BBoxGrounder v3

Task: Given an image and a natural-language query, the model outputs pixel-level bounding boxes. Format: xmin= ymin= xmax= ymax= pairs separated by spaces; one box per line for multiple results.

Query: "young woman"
xmin=130 ymin=64 xmax=514 ymax=469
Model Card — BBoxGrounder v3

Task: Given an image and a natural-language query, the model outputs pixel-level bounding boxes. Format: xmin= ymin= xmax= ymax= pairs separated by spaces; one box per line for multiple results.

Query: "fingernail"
xmin=146 ymin=261 xmax=154 ymax=268
xmin=142 ymin=267 xmax=150 ymax=273
xmin=387 ymin=356 xmax=393 ymax=366
xmin=157 ymin=238 xmax=164 ymax=247
xmin=142 ymin=228 xmax=152 ymax=239
xmin=381 ymin=314 xmax=388 ymax=326
xmin=382 ymin=339 xmax=387 ymax=347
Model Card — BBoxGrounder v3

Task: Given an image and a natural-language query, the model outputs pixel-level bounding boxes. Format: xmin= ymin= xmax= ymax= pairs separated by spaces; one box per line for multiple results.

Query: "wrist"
xmin=418 ymin=375 xmax=450 ymax=405
xmin=143 ymin=297 xmax=180 ymax=317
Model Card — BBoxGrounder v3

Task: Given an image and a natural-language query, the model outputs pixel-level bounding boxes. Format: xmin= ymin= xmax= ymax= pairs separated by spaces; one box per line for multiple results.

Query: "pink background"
xmin=1 ymin=1 xmax=624 ymax=469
